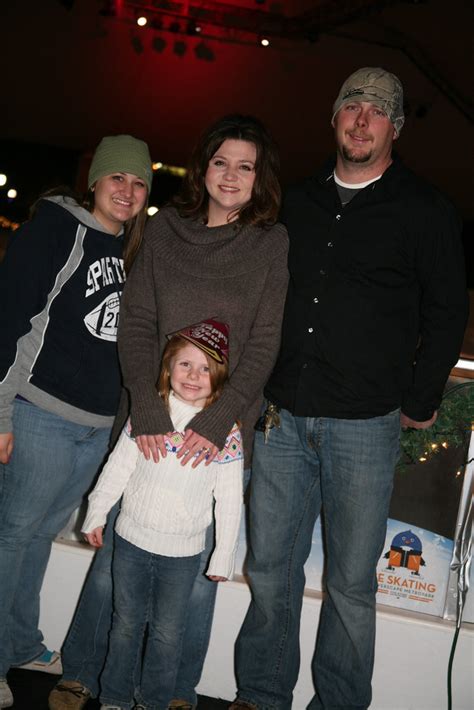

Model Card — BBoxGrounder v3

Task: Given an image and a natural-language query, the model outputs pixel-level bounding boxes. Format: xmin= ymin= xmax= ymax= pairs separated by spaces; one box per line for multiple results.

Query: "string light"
xmin=0 ymin=174 xmax=7 ymax=187
xmin=136 ymin=15 xmax=147 ymax=26
xmin=147 ymin=206 xmax=159 ymax=216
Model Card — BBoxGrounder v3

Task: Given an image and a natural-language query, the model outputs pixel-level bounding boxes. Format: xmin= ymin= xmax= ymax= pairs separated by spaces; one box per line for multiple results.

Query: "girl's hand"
xmin=84 ymin=527 xmax=104 ymax=548
xmin=178 ymin=429 xmax=219 ymax=468
xmin=136 ymin=434 xmax=168 ymax=463
xmin=0 ymin=432 xmax=14 ymax=464
xmin=207 ymin=575 xmax=227 ymax=582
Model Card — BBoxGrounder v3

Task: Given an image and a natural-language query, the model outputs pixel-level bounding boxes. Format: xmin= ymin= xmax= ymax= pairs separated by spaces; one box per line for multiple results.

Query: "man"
xmin=230 ymin=68 xmax=468 ymax=710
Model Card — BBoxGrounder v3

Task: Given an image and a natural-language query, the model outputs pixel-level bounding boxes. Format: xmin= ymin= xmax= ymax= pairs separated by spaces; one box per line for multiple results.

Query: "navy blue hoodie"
xmin=0 ymin=196 xmax=126 ymax=432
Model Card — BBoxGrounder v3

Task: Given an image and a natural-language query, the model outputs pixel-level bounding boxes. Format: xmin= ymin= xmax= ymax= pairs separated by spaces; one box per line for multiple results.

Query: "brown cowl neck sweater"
xmin=115 ymin=206 xmax=289 ymax=466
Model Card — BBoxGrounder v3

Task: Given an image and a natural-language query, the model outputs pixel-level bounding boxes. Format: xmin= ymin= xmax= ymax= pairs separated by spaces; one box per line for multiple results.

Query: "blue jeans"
xmin=100 ymin=534 xmax=200 ymax=710
xmin=0 ymin=399 xmax=111 ymax=678
xmin=61 ymin=503 xmax=120 ymax=696
xmin=61 ymin=467 xmax=251 ymax=701
xmin=61 ymin=513 xmax=217 ymax=701
xmin=235 ymin=408 xmax=400 ymax=710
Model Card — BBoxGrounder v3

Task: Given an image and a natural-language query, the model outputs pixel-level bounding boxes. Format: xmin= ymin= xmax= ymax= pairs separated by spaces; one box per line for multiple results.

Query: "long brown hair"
xmin=157 ymin=335 xmax=228 ymax=410
xmin=173 ymin=114 xmax=281 ymax=228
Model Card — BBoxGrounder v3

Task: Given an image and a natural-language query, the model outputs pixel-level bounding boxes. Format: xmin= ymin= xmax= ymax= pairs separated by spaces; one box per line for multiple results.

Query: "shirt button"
xmin=313 ymin=297 xmax=319 ymax=303
xmin=336 ymin=214 xmax=341 ymax=220
xmin=302 ymin=363 xmax=308 ymax=369
xmin=320 ymin=269 xmax=326 ymax=276
xmin=308 ymin=327 xmax=314 ymax=333
xmin=327 ymin=241 xmax=333 ymax=247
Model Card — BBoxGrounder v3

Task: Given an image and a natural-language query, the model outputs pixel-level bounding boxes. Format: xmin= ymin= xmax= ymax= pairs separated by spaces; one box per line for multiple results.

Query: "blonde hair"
xmin=157 ymin=335 xmax=228 ymax=410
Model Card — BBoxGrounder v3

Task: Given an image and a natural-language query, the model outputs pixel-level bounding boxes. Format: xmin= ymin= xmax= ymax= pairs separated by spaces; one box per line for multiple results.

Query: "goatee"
xmin=342 ymin=145 xmax=372 ymax=163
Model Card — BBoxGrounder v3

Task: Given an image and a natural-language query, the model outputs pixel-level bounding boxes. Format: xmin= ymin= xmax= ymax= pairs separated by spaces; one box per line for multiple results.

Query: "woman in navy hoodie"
xmin=0 ymin=134 xmax=152 ymax=708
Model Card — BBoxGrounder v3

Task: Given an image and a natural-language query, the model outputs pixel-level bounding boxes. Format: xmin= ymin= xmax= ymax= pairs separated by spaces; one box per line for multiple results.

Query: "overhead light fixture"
xmin=194 ymin=41 xmax=215 ymax=61
xmin=260 ymin=37 xmax=270 ymax=47
xmin=186 ymin=20 xmax=201 ymax=35
xmin=173 ymin=40 xmax=187 ymax=56
xmin=131 ymin=35 xmax=144 ymax=54
xmin=0 ymin=174 xmax=7 ymax=187
xmin=152 ymin=36 xmax=166 ymax=53
xmin=136 ymin=15 xmax=147 ymax=27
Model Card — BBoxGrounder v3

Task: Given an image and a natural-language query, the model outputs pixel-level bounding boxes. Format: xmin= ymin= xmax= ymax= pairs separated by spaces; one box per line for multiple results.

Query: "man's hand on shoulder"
xmin=400 ymin=411 xmax=437 ymax=430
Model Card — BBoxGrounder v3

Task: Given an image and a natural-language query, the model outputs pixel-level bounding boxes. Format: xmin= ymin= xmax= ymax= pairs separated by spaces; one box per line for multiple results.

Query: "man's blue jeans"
xmin=99 ymin=534 xmax=200 ymax=710
xmin=0 ymin=399 xmax=111 ymax=679
xmin=235 ymin=407 xmax=400 ymax=710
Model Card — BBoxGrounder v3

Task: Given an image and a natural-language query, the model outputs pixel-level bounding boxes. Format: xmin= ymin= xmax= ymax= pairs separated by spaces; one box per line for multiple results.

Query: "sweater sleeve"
xmin=117 ymin=233 xmax=174 ymax=437
xmin=206 ymin=455 xmax=244 ymax=580
xmin=81 ymin=428 xmax=140 ymax=532
xmin=0 ymin=211 xmax=64 ymax=432
xmin=186 ymin=228 xmax=289 ymax=449
xmin=401 ymin=197 xmax=469 ymax=420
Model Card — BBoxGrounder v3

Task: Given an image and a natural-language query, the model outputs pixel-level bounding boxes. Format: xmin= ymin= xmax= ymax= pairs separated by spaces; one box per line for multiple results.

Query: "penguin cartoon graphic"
xmin=384 ymin=530 xmax=426 ymax=576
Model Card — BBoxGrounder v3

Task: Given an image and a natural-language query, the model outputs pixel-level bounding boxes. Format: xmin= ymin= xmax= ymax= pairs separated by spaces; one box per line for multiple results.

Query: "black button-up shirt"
xmin=266 ymin=158 xmax=468 ymax=421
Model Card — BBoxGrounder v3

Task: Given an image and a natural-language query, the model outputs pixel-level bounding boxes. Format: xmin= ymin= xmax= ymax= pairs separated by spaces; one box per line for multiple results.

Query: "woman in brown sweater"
xmin=50 ymin=115 xmax=288 ymax=710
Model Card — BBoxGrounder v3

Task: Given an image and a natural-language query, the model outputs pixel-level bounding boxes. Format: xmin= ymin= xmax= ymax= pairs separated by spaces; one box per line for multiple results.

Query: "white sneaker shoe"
xmin=16 ymin=649 xmax=62 ymax=674
xmin=0 ymin=680 xmax=13 ymax=709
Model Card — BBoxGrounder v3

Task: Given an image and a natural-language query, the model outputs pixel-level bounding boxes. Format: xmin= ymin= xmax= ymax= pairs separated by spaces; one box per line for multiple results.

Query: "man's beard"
xmin=342 ymin=145 xmax=372 ymax=163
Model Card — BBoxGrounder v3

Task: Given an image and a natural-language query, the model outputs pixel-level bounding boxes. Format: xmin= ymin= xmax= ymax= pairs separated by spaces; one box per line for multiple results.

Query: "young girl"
xmin=81 ymin=319 xmax=243 ymax=710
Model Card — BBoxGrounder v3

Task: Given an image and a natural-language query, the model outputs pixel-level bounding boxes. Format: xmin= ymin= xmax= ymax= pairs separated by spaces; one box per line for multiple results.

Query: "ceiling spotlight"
xmin=136 ymin=15 xmax=147 ymax=27
xmin=173 ymin=40 xmax=187 ymax=56
xmin=152 ymin=36 xmax=166 ymax=53
xmin=7 ymin=189 xmax=17 ymax=199
xmin=194 ymin=41 xmax=215 ymax=61
xmin=260 ymin=37 xmax=270 ymax=47
xmin=0 ymin=174 xmax=7 ymax=187
xmin=131 ymin=35 xmax=144 ymax=54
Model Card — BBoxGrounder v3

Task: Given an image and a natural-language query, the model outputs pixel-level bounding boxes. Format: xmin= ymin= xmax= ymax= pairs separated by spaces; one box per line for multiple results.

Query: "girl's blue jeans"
xmin=99 ymin=534 xmax=200 ymax=710
xmin=0 ymin=399 xmax=111 ymax=678
xmin=61 ymin=468 xmax=250 ymax=702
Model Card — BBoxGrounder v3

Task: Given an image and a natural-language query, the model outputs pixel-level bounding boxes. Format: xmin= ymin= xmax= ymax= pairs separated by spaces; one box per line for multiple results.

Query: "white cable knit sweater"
xmin=82 ymin=392 xmax=243 ymax=579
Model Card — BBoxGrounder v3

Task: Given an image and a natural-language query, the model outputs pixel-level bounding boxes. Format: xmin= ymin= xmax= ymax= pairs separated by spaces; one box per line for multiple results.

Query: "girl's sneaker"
xmin=0 ymin=680 xmax=13 ymax=709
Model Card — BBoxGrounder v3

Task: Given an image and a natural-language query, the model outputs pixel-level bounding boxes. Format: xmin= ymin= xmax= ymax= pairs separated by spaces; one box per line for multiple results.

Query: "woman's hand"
xmin=136 ymin=434 xmax=168 ymax=463
xmin=0 ymin=432 xmax=14 ymax=464
xmin=84 ymin=527 xmax=104 ymax=548
xmin=177 ymin=429 xmax=219 ymax=468
xmin=207 ymin=575 xmax=227 ymax=582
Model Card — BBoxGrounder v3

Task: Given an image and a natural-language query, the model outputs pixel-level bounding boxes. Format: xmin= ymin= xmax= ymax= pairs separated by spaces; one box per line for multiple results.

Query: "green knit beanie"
xmin=88 ymin=134 xmax=153 ymax=192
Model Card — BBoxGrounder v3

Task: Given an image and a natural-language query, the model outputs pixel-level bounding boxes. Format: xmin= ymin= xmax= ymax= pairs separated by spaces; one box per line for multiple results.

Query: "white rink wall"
xmin=40 ymin=541 xmax=473 ymax=710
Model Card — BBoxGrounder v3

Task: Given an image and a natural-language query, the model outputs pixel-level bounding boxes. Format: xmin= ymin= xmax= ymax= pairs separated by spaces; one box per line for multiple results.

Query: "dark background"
xmin=0 ymin=0 xmax=472 ymax=280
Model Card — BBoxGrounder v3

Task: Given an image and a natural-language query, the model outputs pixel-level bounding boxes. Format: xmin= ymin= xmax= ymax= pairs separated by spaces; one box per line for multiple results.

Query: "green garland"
xmin=399 ymin=382 xmax=474 ymax=469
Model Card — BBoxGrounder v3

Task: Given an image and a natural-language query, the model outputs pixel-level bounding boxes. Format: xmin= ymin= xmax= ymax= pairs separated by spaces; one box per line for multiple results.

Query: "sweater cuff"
xmin=207 ymin=548 xmax=236 ymax=580
xmin=128 ymin=381 xmax=174 ymax=436
xmin=186 ymin=388 xmax=240 ymax=450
